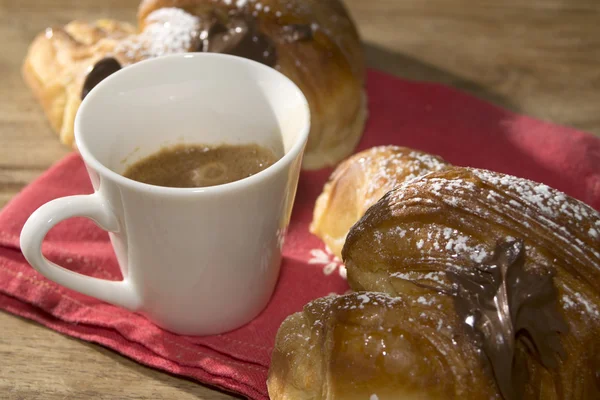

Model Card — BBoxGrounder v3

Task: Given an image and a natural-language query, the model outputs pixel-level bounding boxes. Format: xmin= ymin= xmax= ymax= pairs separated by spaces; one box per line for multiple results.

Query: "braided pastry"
xmin=22 ymin=0 xmax=366 ymax=169
xmin=270 ymin=162 xmax=600 ymax=399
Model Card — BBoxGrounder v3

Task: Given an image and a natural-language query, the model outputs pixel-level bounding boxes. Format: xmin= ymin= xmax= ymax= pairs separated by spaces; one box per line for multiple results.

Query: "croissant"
xmin=310 ymin=146 xmax=449 ymax=258
xmin=269 ymin=165 xmax=600 ymax=399
xmin=22 ymin=0 xmax=366 ymax=170
xmin=268 ymin=291 xmax=503 ymax=399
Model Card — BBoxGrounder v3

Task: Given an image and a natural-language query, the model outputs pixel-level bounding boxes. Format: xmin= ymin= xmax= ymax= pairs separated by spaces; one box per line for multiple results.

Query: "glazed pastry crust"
xmin=22 ymin=0 xmax=367 ymax=169
xmin=343 ymin=167 xmax=600 ymax=297
xmin=310 ymin=146 xmax=449 ymax=258
xmin=268 ymin=292 xmax=501 ymax=400
xmin=342 ymin=167 xmax=600 ymax=399
xmin=270 ymin=165 xmax=600 ymax=400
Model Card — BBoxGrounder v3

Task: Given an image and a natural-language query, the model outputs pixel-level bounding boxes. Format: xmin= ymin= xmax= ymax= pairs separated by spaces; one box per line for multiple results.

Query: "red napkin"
xmin=1 ymin=69 xmax=599 ymax=399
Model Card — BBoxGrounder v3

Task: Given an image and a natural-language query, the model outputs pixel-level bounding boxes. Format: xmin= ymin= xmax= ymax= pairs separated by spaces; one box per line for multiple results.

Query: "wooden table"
xmin=1 ymin=0 xmax=599 ymax=398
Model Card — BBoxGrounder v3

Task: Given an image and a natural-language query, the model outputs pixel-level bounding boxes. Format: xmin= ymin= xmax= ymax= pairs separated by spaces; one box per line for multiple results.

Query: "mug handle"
xmin=20 ymin=194 xmax=141 ymax=311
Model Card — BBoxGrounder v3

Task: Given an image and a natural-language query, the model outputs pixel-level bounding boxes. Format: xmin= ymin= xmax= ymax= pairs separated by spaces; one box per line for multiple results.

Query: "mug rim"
xmin=74 ymin=53 xmax=311 ymax=194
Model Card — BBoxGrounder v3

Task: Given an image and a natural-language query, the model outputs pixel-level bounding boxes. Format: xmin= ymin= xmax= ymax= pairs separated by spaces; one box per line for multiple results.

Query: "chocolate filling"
xmin=81 ymin=57 xmax=122 ymax=100
xmin=448 ymin=239 xmax=568 ymax=400
xmin=82 ymin=12 xmax=314 ymax=99
xmin=198 ymin=14 xmax=277 ymax=67
xmin=197 ymin=12 xmax=314 ymax=67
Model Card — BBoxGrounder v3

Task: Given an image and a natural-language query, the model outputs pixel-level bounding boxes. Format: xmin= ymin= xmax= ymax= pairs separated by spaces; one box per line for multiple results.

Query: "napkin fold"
xmin=1 ymin=70 xmax=599 ymax=399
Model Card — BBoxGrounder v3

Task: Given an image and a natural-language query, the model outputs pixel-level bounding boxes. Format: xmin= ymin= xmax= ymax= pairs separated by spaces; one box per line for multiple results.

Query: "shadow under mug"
xmin=20 ymin=53 xmax=311 ymax=336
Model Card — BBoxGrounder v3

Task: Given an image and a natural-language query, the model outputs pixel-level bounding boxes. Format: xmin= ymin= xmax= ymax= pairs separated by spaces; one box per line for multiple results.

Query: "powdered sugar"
xmin=472 ymin=169 xmax=591 ymax=225
xmin=416 ymin=296 xmax=436 ymax=306
xmin=402 ymin=224 xmax=490 ymax=267
xmin=116 ymin=8 xmax=200 ymax=60
xmin=471 ymin=249 xmax=488 ymax=263
xmin=357 ymin=146 xmax=448 ymax=207
xmin=349 ymin=167 xmax=600 ymax=327
xmin=471 ymin=168 xmax=600 ymax=265
xmin=562 ymin=294 xmax=575 ymax=309
xmin=562 ymin=288 xmax=599 ymax=319
xmin=378 ymin=168 xmax=600 ymax=272
xmin=333 ymin=292 xmax=405 ymax=313
xmin=574 ymin=292 xmax=600 ymax=317
xmin=357 ymin=293 xmax=371 ymax=308
xmin=392 ymin=271 xmax=448 ymax=286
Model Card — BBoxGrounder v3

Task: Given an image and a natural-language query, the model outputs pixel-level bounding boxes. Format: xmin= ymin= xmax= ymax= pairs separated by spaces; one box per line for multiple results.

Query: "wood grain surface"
xmin=1 ymin=0 xmax=599 ymax=398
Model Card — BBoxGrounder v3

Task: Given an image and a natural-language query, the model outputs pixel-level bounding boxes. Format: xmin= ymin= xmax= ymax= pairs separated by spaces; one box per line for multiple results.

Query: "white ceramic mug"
xmin=20 ymin=53 xmax=310 ymax=336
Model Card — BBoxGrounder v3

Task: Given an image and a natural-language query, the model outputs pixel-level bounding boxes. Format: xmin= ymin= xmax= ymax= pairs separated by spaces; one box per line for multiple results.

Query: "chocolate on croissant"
xmin=310 ymin=146 xmax=449 ymax=258
xmin=269 ymin=165 xmax=600 ymax=399
xmin=22 ymin=0 xmax=366 ymax=170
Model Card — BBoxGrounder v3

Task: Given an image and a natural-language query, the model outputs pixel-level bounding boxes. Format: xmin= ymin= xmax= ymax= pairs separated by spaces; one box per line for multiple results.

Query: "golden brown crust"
xmin=22 ymin=0 xmax=366 ymax=169
xmin=340 ymin=167 xmax=600 ymax=399
xmin=270 ymin=163 xmax=600 ymax=399
xmin=268 ymin=292 xmax=500 ymax=400
xmin=22 ymin=20 xmax=136 ymax=147
xmin=310 ymin=146 xmax=449 ymax=258
xmin=343 ymin=167 xmax=600 ymax=295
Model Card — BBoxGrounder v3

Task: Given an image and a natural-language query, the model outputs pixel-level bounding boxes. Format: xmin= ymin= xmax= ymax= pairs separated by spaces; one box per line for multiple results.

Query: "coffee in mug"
xmin=123 ymin=143 xmax=279 ymax=188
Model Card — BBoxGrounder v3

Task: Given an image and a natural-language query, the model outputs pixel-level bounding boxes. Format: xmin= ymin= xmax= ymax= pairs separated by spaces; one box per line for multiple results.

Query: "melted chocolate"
xmin=83 ymin=14 xmax=314 ymax=99
xmin=449 ymin=239 xmax=568 ymax=400
xmin=83 ymin=13 xmax=314 ymax=87
xmin=81 ymin=57 xmax=122 ymax=100
xmin=197 ymin=12 xmax=316 ymax=67
xmin=199 ymin=14 xmax=277 ymax=67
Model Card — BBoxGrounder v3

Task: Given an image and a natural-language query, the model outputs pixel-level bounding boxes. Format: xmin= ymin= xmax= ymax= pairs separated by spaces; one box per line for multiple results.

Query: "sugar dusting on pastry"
xmin=345 ymin=165 xmax=600 ymax=341
xmin=323 ymin=292 xmax=404 ymax=311
xmin=561 ymin=287 xmax=600 ymax=317
xmin=366 ymin=167 xmax=600 ymax=269
xmin=472 ymin=169 xmax=600 ymax=259
xmin=356 ymin=146 xmax=449 ymax=201
xmin=310 ymin=146 xmax=450 ymax=258
xmin=391 ymin=270 xmax=448 ymax=287
xmin=116 ymin=8 xmax=201 ymax=60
